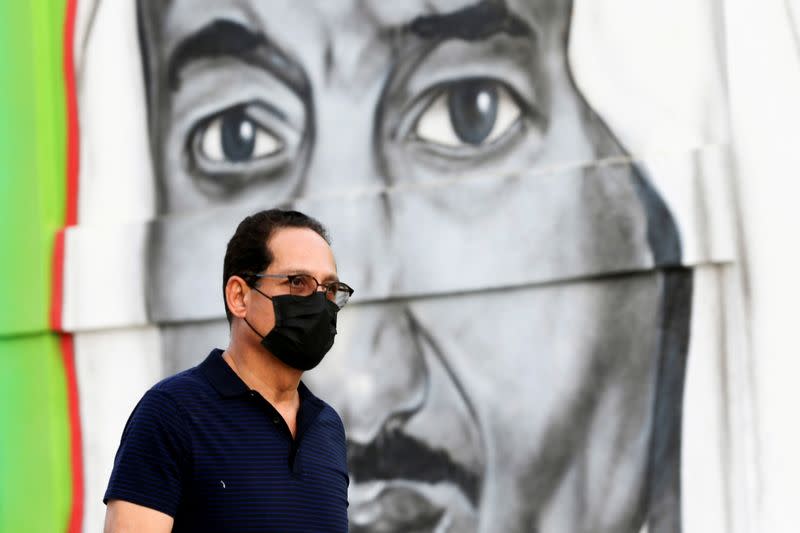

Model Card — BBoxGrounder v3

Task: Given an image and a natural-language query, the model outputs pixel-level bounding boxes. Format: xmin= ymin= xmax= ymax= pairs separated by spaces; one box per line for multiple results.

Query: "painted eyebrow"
xmin=166 ymin=19 xmax=310 ymax=97
xmin=406 ymin=1 xmax=532 ymax=41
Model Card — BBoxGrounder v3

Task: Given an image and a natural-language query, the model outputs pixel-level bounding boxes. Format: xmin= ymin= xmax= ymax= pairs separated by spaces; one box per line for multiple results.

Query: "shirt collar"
xmin=201 ymin=348 xmax=250 ymax=397
xmin=200 ymin=348 xmax=323 ymax=407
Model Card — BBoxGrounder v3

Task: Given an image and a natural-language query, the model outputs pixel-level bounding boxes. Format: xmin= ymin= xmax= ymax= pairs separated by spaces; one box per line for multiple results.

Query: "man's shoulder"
xmin=317 ymin=397 xmax=344 ymax=425
xmin=146 ymin=360 xmax=213 ymax=406
xmin=315 ymin=400 xmax=343 ymax=429
xmin=152 ymin=366 xmax=203 ymax=390
xmin=301 ymin=382 xmax=346 ymax=436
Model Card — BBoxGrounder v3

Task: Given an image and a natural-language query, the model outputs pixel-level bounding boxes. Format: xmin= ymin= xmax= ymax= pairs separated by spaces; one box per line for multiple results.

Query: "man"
xmin=136 ymin=1 xmax=692 ymax=531
xmin=103 ymin=209 xmax=352 ymax=532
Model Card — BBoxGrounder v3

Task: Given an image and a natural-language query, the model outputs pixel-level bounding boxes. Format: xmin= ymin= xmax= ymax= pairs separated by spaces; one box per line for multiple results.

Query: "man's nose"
xmin=310 ymin=303 xmax=429 ymax=444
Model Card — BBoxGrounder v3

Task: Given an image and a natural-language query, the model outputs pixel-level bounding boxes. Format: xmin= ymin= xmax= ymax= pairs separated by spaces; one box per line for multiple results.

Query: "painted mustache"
xmin=348 ymin=426 xmax=481 ymax=507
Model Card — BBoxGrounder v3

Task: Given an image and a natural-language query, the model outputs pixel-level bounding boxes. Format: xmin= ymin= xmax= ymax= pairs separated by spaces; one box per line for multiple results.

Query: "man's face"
xmin=241 ymin=226 xmax=338 ymax=342
xmin=140 ymin=1 xmax=681 ymax=531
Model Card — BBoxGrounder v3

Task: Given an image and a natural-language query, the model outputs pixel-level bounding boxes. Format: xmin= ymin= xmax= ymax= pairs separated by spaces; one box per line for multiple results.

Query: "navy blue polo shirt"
xmin=104 ymin=349 xmax=349 ymax=532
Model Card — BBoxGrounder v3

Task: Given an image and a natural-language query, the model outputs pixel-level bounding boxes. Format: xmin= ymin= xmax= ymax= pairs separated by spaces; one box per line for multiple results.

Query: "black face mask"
xmin=244 ymin=290 xmax=339 ymax=371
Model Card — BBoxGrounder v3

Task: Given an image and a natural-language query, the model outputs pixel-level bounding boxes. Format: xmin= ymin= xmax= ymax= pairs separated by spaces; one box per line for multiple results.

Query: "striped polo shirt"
xmin=104 ymin=349 xmax=349 ymax=532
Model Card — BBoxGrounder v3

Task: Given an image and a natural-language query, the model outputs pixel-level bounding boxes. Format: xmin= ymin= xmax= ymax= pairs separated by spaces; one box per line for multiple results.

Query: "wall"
xmin=2 ymin=1 xmax=797 ymax=532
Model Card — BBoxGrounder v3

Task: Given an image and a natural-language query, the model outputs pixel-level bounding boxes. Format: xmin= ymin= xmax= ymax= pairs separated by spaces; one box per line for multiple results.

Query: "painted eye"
xmin=199 ymin=106 xmax=281 ymax=162
xmin=414 ymin=79 xmax=522 ymax=148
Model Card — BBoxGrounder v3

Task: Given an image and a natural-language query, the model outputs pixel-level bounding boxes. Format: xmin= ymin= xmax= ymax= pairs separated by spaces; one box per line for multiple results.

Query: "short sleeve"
xmin=104 ymin=389 xmax=191 ymax=517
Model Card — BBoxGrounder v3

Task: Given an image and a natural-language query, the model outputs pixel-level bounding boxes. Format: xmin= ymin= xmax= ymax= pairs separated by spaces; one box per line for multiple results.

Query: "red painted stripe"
xmin=61 ymin=334 xmax=84 ymax=533
xmin=63 ymin=0 xmax=79 ymax=227
xmin=61 ymin=0 xmax=83 ymax=531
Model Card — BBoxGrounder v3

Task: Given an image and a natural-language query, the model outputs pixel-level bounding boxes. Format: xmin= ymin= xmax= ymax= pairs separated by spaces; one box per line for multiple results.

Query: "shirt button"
xmin=248 ymin=391 xmax=256 ymax=398
xmin=273 ymin=417 xmax=280 ymax=425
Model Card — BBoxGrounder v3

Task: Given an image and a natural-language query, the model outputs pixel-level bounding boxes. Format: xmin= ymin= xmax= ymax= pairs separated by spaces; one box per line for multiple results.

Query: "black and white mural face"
xmin=137 ymin=1 xmax=692 ymax=531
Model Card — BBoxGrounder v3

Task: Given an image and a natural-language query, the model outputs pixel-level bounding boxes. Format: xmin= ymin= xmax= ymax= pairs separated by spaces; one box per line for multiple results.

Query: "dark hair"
xmin=222 ymin=209 xmax=330 ymax=324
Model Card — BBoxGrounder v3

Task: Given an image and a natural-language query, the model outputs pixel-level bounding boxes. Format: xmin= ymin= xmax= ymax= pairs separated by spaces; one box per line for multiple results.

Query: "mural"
xmin=4 ymin=0 xmax=761 ymax=532
xmin=136 ymin=1 xmax=691 ymax=532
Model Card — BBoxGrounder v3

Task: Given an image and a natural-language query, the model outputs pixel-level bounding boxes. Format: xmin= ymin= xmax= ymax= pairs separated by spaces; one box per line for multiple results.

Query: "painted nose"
xmin=309 ymin=302 xmax=429 ymax=444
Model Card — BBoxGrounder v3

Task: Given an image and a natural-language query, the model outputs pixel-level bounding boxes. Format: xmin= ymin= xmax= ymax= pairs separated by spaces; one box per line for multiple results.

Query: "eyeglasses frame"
xmin=246 ymin=272 xmax=354 ymax=307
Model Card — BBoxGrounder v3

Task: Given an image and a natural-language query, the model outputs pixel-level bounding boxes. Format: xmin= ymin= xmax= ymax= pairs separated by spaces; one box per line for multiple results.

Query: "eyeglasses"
xmin=252 ymin=273 xmax=354 ymax=308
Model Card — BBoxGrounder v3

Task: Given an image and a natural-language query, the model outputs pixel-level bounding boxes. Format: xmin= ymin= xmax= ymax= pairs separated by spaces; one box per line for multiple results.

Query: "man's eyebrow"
xmin=406 ymin=2 xmax=532 ymax=41
xmin=281 ymin=269 xmax=339 ymax=283
xmin=167 ymin=19 xmax=309 ymax=96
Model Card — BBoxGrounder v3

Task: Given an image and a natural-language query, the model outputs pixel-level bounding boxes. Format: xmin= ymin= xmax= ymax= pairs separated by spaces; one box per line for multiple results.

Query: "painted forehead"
xmin=140 ymin=0 xmax=571 ymax=100
xmin=144 ymin=0 xmax=569 ymax=51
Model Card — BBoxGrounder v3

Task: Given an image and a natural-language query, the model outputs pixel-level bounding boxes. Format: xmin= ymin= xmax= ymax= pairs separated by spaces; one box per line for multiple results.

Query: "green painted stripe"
xmin=0 ymin=0 xmax=67 ymax=336
xmin=0 ymin=1 xmax=72 ymax=531
xmin=0 ymin=336 xmax=72 ymax=532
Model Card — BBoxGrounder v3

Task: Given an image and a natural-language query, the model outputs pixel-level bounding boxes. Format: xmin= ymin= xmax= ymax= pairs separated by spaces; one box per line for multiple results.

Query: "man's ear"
xmin=225 ymin=276 xmax=250 ymax=320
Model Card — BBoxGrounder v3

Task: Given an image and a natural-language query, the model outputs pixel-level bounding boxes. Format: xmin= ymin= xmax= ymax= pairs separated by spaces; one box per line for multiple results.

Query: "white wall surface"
xmin=725 ymin=1 xmax=800 ymax=532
